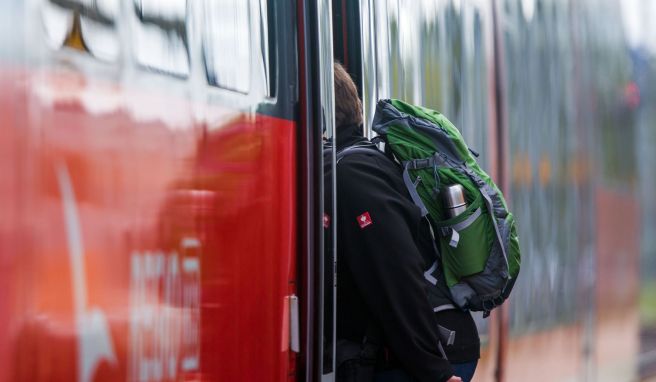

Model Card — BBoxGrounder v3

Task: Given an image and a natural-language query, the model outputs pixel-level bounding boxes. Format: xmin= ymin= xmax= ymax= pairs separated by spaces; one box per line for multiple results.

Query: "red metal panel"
xmin=0 ymin=68 xmax=297 ymax=381
xmin=0 ymin=68 xmax=28 ymax=382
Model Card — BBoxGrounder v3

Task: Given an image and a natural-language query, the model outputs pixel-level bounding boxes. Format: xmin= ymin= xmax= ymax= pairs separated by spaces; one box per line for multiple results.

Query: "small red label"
xmin=323 ymin=213 xmax=330 ymax=228
xmin=357 ymin=212 xmax=373 ymax=229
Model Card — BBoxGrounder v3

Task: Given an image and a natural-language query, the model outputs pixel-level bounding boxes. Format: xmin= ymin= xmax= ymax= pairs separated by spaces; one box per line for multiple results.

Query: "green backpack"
xmin=371 ymin=99 xmax=521 ymax=315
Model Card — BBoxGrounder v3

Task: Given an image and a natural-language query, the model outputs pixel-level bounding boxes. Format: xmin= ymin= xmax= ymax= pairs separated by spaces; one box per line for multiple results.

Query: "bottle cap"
xmin=441 ymin=184 xmax=466 ymax=209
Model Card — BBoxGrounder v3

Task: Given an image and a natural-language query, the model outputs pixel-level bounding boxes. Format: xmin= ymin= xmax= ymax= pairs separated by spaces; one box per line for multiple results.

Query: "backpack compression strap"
xmin=399 ymin=153 xmax=448 ymax=220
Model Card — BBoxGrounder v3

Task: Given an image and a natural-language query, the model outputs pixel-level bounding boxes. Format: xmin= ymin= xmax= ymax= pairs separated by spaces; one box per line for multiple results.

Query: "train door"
xmin=299 ymin=1 xmax=366 ymax=379
xmin=303 ymin=2 xmax=364 ymax=380
xmin=297 ymin=0 xmax=338 ymax=380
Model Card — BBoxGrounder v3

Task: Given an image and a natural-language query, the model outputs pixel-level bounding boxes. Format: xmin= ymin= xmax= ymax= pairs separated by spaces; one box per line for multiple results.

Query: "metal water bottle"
xmin=441 ymin=184 xmax=467 ymax=218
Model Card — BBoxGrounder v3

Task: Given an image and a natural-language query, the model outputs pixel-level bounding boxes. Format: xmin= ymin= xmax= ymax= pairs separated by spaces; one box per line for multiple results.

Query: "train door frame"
xmin=297 ymin=0 xmax=338 ymax=380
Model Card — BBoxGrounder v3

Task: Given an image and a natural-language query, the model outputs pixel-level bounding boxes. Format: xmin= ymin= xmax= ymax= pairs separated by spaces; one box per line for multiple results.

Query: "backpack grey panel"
xmin=449 ymin=282 xmax=477 ymax=308
xmin=463 ymin=241 xmax=508 ymax=297
xmin=499 ymin=217 xmax=513 ymax=255
xmin=460 ymin=166 xmax=508 ymax=218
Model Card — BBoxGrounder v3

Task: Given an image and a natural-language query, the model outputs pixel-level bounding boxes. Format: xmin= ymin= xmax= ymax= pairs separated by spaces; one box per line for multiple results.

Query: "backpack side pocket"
xmin=435 ymin=192 xmax=493 ymax=287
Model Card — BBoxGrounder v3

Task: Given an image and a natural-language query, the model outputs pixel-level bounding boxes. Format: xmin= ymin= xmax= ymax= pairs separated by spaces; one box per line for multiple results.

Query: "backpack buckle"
xmin=412 ymin=158 xmax=431 ymax=169
xmin=481 ymin=295 xmax=505 ymax=318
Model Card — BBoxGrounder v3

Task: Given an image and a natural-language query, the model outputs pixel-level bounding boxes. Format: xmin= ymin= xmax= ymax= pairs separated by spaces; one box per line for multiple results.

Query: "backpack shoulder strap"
xmin=337 ymin=143 xmax=430 ymax=218
xmin=401 ymin=162 xmax=430 ymax=217
xmin=335 ymin=142 xmax=381 ymax=164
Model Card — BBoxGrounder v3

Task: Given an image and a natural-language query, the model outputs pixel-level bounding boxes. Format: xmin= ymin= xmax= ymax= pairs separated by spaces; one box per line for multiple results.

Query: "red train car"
xmin=1 ymin=0 xmax=652 ymax=381
xmin=0 ymin=0 xmax=335 ymax=380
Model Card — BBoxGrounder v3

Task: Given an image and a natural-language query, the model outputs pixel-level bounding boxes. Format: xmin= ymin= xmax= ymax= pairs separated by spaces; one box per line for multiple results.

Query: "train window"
xmin=62 ymin=0 xmax=119 ymax=23
xmin=43 ymin=0 xmax=120 ymax=61
xmin=132 ymin=0 xmax=190 ymax=78
xmin=201 ymin=0 xmax=251 ymax=94
xmin=42 ymin=2 xmax=74 ymax=50
xmin=79 ymin=0 xmax=120 ymax=61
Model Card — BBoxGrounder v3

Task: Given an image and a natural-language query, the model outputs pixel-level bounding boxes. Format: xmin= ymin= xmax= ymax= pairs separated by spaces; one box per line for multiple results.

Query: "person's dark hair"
xmin=334 ymin=62 xmax=363 ymax=128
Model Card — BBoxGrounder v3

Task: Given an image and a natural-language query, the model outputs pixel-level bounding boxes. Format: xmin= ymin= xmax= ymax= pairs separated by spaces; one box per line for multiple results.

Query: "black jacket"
xmin=328 ymin=124 xmax=478 ymax=382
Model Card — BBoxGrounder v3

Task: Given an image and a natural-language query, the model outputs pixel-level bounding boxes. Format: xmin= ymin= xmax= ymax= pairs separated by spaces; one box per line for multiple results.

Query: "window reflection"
xmin=43 ymin=0 xmax=120 ymax=61
xmin=49 ymin=0 xmax=118 ymax=25
xmin=42 ymin=1 xmax=73 ymax=50
xmin=361 ymin=0 xmax=491 ymax=164
xmin=500 ymin=0 xmax=636 ymax=335
xmin=133 ymin=0 xmax=190 ymax=77
xmin=258 ymin=0 xmax=276 ymax=98
xmin=202 ymin=0 xmax=250 ymax=93
xmin=80 ymin=0 xmax=120 ymax=61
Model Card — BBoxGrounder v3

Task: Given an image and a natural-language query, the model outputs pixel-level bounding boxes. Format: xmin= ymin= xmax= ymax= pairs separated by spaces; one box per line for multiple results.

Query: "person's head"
xmin=334 ymin=62 xmax=362 ymax=129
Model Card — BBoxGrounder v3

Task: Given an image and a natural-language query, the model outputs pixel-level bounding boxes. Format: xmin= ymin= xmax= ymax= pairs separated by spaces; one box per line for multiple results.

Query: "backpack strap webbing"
xmin=402 ymin=163 xmax=429 ymax=217
xmin=335 ymin=143 xmax=380 ymax=164
xmin=337 ymin=144 xmax=432 ymax=219
xmin=399 ymin=153 xmax=450 ymax=218
xmin=403 ymin=152 xmax=448 ymax=170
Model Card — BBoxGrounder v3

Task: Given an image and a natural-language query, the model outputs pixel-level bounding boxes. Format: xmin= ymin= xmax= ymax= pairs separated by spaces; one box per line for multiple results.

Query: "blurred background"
xmin=0 ymin=0 xmax=655 ymax=381
xmin=355 ymin=0 xmax=656 ymax=380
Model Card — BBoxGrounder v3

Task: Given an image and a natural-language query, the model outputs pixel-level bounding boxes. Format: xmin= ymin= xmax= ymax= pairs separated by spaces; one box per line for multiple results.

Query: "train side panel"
xmin=0 ymin=0 xmax=299 ymax=380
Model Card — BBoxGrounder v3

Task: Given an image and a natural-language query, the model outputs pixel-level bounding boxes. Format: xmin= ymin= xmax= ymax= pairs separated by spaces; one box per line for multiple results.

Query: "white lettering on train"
xmin=57 ymin=163 xmax=117 ymax=382
xmin=129 ymin=238 xmax=201 ymax=381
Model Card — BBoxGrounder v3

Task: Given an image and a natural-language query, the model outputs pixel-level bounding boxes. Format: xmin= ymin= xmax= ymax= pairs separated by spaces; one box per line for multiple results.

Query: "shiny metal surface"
xmin=41 ymin=0 xmax=120 ymax=61
xmin=359 ymin=0 xmax=496 ymax=167
xmin=317 ymin=0 xmax=337 ymax=378
xmin=498 ymin=0 xmax=640 ymax=380
xmin=132 ymin=0 xmax=189 ymax=76
xmin=359 ymin=0 xmax=654 ymax=380
xmin=635 ymin=44 xmax=656 ymax=379
xmin=442 ymin=184 xmax=467 ymax=218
